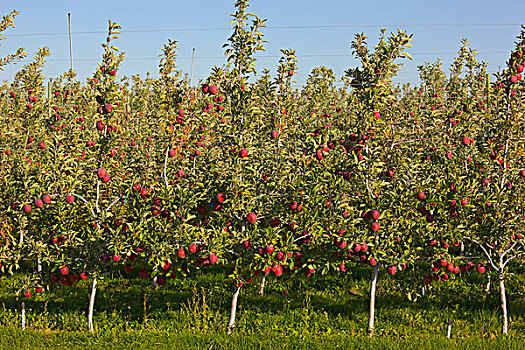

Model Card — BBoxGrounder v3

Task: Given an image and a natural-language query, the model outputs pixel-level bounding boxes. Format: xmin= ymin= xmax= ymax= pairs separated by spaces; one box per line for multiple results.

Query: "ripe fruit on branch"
xmin=157 ymin=275 xmax=166 ymax=286
xmin=35 ymin=198 xmax=44 ymax=209
xmin=60 ymin=266 xmax=69 ymax=275
xmin=462 ymin=137 xmax=471 ymax=146
xmin=209 ymin=254 xmax=218 ymax=264
xmin=266 ymin=246 xmax=275 ymax=255
xmin=42 ymin=195 xmax=51 ymax=204
xmin=477 ymin=263 xmax=486 ymax=274
xmin=138 ymin=268 xmax=148 ymax=280
xmin=209 ymin=85 xmax=218 ymax=95
xmin=22 ymin=204 xmax=32 ymax=214
xmin=104 ymin=104 xmax=113 ymax=113
xmin=371 ymin=210 xmax=380 ymax=220
xmin=66 ymin=195 xmax=74 ymax=204
xmin=97 ymin=168 xmax=107 ymax=179
xmin=247 ymin=212 xmax=257 ymax=224
xmin=239 ymin=149 xmax=248 ymax=158
xmin=416 ymin=191 xmax=425 ymax=200
xmin=387 ymin=265 xmax=397 ymax=275
xmin=371 ymin=223 xmax=380 ymax=232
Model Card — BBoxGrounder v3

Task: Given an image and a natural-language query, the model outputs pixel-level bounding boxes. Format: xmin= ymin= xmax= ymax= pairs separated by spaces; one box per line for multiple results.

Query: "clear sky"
xmin=1 ymin=0 xmax=524 ymax=87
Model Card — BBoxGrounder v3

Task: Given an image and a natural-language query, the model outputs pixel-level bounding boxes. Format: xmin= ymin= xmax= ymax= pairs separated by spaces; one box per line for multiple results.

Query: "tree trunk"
xmin=499 ymin=272 xmax=508 ymax=335
xmin=367 ymin=263 xmax=380 ymax=336
xmin=88 ymin=277 xmax=97 ymax=332
xmin=21 ymin=302 xmax=26 ymax=330
xmin=258 ymin=275 xmax=266 ymax=296
xmin=227 ymin=285 xmax=241 ymax=334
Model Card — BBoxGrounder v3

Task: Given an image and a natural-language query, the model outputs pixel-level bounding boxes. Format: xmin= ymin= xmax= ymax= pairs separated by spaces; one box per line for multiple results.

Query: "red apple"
xmin=387 ymin=265 xmax=397 ymax=275
xmin=477 ymin=263 xmax=486 ymax=274
xmin=138 ymin=268 xmax=148 ymax=280
xmin=124 ymin=263 xmax=133 ymax=274
xmin=157 ymin=275 xmax=166 ymax=286
xmin=23 ymin=204 xmax=32 ymax=213
xmin=97 ymin=168 xmax=107 ymax=179
xmin=209 ymin=85 xmax=218 ymax=95
xmin=247 ymin=212 xmax=257 ymax=224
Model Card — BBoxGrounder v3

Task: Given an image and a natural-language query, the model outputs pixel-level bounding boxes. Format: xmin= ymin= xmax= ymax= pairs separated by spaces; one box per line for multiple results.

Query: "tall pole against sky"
xmin=190 ymin=47 xmax=195 ymax=86
xmin=68 ymin=13 xmax=73 ymax=72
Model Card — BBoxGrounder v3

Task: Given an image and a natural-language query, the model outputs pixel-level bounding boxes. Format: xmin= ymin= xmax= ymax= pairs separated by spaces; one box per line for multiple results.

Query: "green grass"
xmin=1 ymin=267 xmax=525 ymax=349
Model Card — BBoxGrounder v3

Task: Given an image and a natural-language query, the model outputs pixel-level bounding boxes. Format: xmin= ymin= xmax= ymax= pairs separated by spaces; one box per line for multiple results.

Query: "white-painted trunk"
xmin=88 ymin=277 xmax=97 ymax=332
xmin=258 ymin=275 xmax=266 ymax=296
xmin=227 ymin=285 xmax=241 ymax=334
xmin=485 ymin=273 xmax=491 ymax=294
xmin=367 ymin=263 xmax=380 ymax=336
xmin=499 ymin=272 xmax=508 ymax=335
xmin=21 ymin=302 xmax=26 ymax=330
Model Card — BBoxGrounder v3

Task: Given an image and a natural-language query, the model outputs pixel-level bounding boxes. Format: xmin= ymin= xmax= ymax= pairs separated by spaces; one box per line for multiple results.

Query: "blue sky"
xmin=1 ymin=0 xmax=524 ymax=87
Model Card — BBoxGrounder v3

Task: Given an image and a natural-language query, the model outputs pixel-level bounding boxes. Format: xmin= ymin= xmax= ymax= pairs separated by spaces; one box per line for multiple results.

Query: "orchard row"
xmin=0 ymin=2 xmax=524 ymax=335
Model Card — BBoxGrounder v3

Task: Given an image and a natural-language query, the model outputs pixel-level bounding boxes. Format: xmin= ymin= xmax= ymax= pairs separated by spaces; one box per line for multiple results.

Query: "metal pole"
xmin=48 ymin=79 xmax=51 ymax=119
xmin=190 ymin=48 xmax=195 ymax=86
xmin=68 ymin=13 xmax=73 ymax=72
